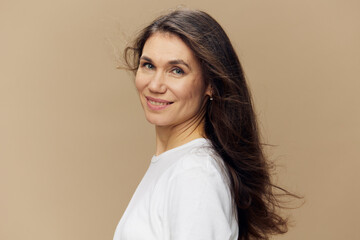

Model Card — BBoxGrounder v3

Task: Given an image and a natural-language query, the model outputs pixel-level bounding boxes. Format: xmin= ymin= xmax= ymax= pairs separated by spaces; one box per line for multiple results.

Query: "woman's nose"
xmin=148 ymin=72 xmax=166 ymax=93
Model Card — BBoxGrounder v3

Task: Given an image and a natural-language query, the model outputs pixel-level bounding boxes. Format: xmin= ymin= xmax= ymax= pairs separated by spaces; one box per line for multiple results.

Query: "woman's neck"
xmin=154 ymin=121 xmax=205 ymax=156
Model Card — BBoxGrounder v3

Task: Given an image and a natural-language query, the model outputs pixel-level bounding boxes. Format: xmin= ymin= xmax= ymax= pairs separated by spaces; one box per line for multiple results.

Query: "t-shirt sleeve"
xmin=165 ymin=158 xmax=235 ymax=240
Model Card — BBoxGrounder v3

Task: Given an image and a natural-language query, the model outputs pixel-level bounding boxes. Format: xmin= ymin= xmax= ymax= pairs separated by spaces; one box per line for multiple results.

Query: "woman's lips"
xmin=145 ymin=96 xmax=173 ymax=110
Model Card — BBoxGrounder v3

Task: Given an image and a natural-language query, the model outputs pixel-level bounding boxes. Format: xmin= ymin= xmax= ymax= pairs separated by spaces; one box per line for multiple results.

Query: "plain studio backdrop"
xmin=1 ymin=0 xmax=359 ymax=239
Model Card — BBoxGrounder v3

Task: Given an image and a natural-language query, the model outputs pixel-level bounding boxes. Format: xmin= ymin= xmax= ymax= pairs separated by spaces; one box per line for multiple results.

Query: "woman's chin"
xmin=145 ymin=116 xmax=169 ymax=127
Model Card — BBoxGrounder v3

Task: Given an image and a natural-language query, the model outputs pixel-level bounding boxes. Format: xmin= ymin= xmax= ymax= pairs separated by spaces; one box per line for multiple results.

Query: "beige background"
xmin=1 ymin=0 xmax=359 ymax=239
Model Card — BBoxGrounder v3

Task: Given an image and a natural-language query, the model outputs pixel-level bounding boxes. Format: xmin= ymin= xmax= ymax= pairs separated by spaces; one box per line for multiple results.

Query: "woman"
xmin=114 ymin=9 xmax=296 ymax=240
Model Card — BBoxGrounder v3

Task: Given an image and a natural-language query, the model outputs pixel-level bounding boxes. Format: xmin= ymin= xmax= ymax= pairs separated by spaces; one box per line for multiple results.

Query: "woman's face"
xmin=135 ymin=32 xmax=210 ymax=128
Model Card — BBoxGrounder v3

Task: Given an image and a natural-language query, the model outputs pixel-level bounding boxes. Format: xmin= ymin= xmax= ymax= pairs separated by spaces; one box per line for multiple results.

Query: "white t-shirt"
xmin=113 ymin=138 xmax=238 ymax=240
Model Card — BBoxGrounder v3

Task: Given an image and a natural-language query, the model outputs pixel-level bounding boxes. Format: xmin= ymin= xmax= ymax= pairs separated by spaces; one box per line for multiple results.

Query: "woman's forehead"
xmin=142 ymin=32 xmax=197 ymax=65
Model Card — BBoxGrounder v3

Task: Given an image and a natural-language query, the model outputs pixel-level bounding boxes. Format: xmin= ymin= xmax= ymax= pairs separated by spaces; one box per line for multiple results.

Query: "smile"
xmin=145 ymin=96 xmax=173 ymax=110
xmin=148 ymin=99 xmax=171 ymax=106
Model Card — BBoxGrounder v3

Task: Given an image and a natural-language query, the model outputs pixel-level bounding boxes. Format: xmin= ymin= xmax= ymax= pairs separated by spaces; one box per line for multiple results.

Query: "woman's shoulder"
xmin=179 ymin=145 xmax=218 ymax=170
xmin=168 ymin=139 xmax=228 ymax=183
xmin=157 ymin=140 xmax=237 ymax=240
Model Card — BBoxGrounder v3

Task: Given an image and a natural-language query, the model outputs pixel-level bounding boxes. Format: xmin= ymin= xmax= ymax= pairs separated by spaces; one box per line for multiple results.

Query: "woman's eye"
xmin=143 ymin=63 xmax=154 ymax=69
xmin=172 ymin=67 xmax=184 ymax=75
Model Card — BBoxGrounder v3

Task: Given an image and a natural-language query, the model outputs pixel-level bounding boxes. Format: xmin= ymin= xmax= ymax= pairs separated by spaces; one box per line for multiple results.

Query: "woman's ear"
xmin=205 ymin=84 xmax=212 ymax=98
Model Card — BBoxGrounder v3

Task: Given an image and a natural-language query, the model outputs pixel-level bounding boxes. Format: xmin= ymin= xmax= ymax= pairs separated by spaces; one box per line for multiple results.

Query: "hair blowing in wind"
xmin=122 ymin=9 xmax=301 ymax=240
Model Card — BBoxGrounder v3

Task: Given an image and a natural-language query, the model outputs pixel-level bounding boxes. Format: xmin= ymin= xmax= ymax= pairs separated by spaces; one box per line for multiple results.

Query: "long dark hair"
xmin=123 ymin=8 xmax=298 ymax=240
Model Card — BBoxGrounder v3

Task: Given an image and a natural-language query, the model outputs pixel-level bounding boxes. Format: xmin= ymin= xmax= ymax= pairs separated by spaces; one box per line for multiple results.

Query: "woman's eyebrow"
xmin=140 ymin=56 xmax=153 ymax=62
xmin=168 ymin=59 xmax=191 ymax=70
xmin=140 ymin=55 xmax=191 ymax=70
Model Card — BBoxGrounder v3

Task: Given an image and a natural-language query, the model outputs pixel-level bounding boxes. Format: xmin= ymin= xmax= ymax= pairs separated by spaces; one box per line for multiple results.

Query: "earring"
xmin=209 ymin=97 xmax=213 ymax=101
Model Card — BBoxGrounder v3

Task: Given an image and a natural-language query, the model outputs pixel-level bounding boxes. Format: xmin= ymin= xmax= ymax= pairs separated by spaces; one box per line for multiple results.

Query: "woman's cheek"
xmin=135 ymin=74 xmax=146 ymax=93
